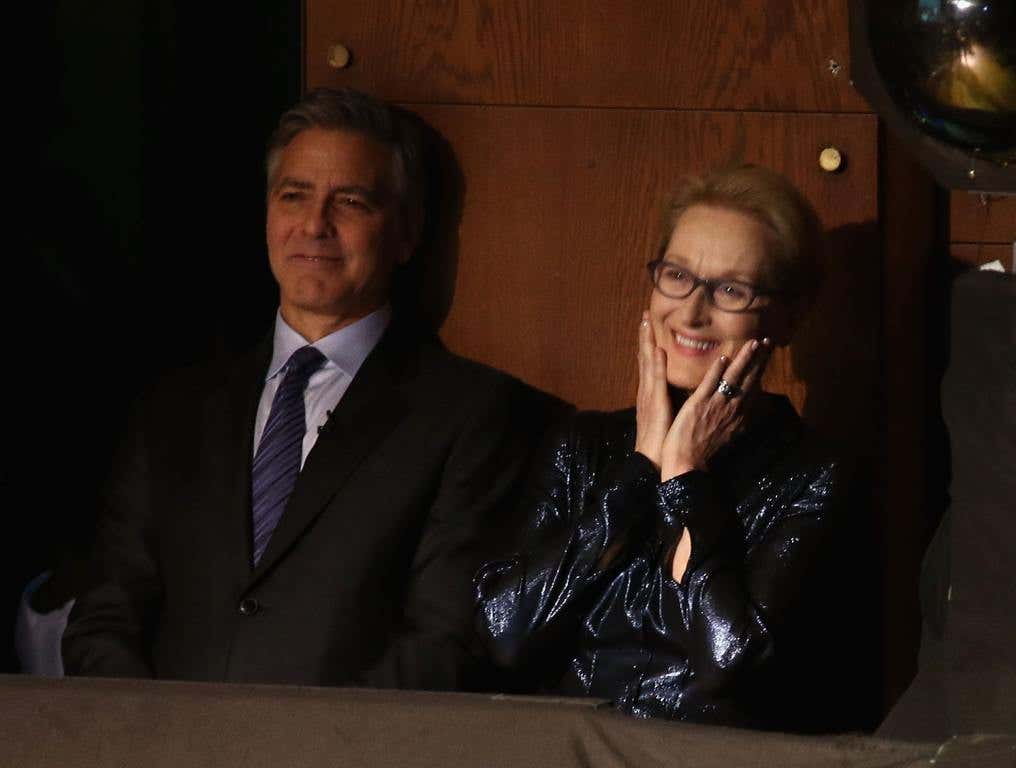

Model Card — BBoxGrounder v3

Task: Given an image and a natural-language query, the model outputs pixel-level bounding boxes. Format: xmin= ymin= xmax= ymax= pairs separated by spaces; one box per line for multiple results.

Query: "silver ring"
xmin=717 ymin=379 xmax=741 ymax=399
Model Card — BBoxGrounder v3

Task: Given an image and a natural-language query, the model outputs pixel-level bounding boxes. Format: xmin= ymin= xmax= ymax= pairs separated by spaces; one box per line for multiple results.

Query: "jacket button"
xmin=238 ymin=597 xmax=260 ymax=616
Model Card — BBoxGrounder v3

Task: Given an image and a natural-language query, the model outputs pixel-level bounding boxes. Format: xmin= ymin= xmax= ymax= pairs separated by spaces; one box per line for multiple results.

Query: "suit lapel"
xmin=247 ymin=326 xmax=411 ymax=583
xmin=202 ymin=336 xmax=272 ymax=584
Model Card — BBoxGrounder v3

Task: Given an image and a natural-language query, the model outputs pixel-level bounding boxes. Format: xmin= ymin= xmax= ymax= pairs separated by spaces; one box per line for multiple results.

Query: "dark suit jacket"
xmin=63 ymin=322 xmax=543 ymax=690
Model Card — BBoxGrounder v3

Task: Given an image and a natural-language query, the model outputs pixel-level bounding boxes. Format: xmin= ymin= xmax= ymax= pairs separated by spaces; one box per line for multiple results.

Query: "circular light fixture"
xmin=850 ymin=0 xmax=1015 ymax=191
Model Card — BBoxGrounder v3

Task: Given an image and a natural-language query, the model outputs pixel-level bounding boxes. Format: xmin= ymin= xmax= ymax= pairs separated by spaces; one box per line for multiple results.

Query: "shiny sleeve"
xmin=652 ymin=461 xmax=842 ymax=699
xmin=475 ymin=418 xmax=658 ymax=669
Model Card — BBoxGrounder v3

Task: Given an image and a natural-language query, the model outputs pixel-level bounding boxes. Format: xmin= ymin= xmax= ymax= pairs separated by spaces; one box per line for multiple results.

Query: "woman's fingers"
xmin=694 ymin=350 xmax=732 ymax=401
xmin=706 ymin=337 xmax=771 ymax=401
xmin=633 ymin=312 xmax=650 ymax=396
xmin=662 ymin=338 xmax=769 ymax=478
xmin=718 ymin=338 xmax=757 ymax=387
xmin=738 ymin=337 xmax=772 ymax=394
xmin=638 ymin=313 xmax=669 ymax=399
xmin=639 ymin=312 xmax=655 ymax=361
xmin=635 ymin=312 xmax=672 ymax=470
xmin=637 ymin=312 xmax=649 ymax=360
xmin=653 ymin=346 xmax=668 ymax=402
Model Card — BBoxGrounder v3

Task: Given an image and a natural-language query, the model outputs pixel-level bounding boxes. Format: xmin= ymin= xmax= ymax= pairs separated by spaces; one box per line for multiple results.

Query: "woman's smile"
xmin=670 ymin=331 xmax=720 ymax=356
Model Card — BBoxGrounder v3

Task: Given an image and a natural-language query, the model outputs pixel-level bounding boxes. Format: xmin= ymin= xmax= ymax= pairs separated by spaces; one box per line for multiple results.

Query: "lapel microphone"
xmin=317 ymin=409 xmax=335 ymax=436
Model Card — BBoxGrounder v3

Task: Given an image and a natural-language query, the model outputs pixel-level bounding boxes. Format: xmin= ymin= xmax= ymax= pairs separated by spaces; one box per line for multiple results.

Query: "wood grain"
xmin=303 ymin=0 xmax=911 ymax=723
xmin=404 ymin=106 xmax=877 ymax=441
xmin=950 ymin=191 xmax=1016 ymax=244
xmin=307 ymin=0 xmax=867 ymax=112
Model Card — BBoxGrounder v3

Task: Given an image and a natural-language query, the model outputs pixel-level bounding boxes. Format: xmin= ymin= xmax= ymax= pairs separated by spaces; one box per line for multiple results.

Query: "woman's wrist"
xmin=661 ymin=461 xmax=703 ymax=482
xmin=633 ymin=444 xmax=661 ymax=472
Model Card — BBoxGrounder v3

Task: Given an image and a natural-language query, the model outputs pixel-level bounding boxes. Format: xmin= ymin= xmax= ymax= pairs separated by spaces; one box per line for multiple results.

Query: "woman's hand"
xmin=660 ymin=337 xmax=771 ymax=482
xmin=664 ymin=338 xmax=770 ymax=583
xmin=634 ymin=312 xmax=673 ymax=472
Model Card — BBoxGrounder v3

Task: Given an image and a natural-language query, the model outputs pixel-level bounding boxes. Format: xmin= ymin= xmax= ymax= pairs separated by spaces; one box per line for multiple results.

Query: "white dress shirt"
xmin=253 ymin=305 xmax=391 ymax=468
xmin=15 ymin=572 xmax=73 ymax=676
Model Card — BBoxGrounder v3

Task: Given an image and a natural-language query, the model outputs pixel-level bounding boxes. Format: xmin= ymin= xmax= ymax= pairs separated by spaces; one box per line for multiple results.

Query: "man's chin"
xmin=280 ymin=276 xmax=350 ymax=310
xmin=281 ymin=291 xmax=387 ymax=326
xmin=281 ymin=294 xmax=346 ymax=321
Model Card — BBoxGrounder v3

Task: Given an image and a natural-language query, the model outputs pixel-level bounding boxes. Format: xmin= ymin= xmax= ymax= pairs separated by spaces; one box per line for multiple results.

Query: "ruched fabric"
xmin=476 ymin=395 xmax=845 ymax=729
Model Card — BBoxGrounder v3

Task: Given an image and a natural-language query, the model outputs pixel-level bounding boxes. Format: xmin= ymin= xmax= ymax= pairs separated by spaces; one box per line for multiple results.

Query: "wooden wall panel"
xmin=410 ymin=105 xmax=877 ymax=444
xmin=949 ymin=192 xmax=1016 ymax=244
xmin=308 ymin=0 xmax=867 ymax=112
xmin=306 ymin=0 xmax=906 ymax=723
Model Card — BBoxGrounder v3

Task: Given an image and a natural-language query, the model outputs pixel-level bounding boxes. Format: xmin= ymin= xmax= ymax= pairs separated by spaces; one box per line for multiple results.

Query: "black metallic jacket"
xmin=476 ymin=395 xmax=845 ymax=728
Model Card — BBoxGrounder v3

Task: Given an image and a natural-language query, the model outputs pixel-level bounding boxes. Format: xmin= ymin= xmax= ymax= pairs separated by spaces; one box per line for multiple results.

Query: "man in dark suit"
xmin=62 ymin=88 xmax=538 ymax=690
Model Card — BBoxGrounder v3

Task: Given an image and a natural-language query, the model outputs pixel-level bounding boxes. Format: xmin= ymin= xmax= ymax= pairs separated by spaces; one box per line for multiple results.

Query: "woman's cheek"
xmin=651 ymin=318 xmax=670 ymax=351
xmin=718 ymin=338 xmax=742 ymax=359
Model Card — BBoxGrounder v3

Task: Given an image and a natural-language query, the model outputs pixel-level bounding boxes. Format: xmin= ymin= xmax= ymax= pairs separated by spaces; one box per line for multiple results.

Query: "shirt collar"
xmin=266 ymin=305 xmax=392 ymax=382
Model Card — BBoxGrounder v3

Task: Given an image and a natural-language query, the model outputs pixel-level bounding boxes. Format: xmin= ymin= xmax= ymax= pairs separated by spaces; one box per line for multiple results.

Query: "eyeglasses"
xmin=646 ymin=259 xmax=780 ymax=313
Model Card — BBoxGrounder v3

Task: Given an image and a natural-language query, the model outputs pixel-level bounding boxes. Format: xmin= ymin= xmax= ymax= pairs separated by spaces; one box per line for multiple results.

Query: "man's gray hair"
xmin=266 ymin=88 xmax=424 ymax=242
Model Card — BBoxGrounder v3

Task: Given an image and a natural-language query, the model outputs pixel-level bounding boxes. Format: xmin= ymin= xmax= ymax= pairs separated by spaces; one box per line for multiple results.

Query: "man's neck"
xmin=280 ymin=305 xmax=381 ymax=344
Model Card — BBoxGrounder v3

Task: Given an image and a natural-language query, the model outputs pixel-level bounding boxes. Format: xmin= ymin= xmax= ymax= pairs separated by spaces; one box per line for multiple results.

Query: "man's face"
xmin=266 ymin=128 xmax=410 ymax=334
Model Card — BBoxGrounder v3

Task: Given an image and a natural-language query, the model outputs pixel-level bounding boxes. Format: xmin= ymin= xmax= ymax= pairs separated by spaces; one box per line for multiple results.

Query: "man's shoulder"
xmin=390 ymin=330 xmax=569 ymax=429
xmin=394 ymin=331 xmax=519 ymax=397
xmin=134 ymin=337 xmax=268 ymax=414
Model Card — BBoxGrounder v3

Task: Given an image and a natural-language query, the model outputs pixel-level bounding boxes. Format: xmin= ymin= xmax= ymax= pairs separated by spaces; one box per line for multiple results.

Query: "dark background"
xmin=4 ymin=1 xmax=302 ymax=672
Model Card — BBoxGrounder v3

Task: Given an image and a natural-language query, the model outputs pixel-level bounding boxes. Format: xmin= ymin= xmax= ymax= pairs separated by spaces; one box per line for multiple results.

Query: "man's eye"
xmin=337 ymin=196 xmax=369 ymax=210
xmin=277 ymin=191 xmax=303 ymax=202
xmin=662 ymin=268 xmax=687 ymax=281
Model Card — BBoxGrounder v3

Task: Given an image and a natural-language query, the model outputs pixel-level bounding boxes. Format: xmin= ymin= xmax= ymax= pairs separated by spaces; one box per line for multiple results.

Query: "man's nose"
xmin=302 ymin=202 xmax=333 ymax=238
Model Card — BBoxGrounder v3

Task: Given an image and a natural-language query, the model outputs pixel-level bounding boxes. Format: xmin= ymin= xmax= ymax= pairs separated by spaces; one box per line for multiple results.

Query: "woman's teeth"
xmin=673 ymin=332 xmax=718 ymax=352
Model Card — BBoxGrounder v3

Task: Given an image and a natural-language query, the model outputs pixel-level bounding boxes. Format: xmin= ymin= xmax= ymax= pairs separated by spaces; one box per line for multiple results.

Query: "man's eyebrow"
xmin=331 ymin=184 xmax=383 ymax=202
xmin=273 ymin=178 xmax=385 ymax=203
xmin=274 ymin=177 xmax=313 ymax=191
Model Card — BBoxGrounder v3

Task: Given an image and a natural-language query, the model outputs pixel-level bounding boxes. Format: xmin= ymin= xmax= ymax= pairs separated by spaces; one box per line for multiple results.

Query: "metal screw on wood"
xmin=328 ymin=44 xmax=352 ymax=69
xmin=828 ymin=59 xmax=841 ymax=76
xmin=819 ymin=147 xmax=843 ymax=173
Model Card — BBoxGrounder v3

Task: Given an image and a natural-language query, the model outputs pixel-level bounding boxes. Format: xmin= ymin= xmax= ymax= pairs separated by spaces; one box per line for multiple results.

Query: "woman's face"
xmin=649 ymin=204 xmax=788 ymax=391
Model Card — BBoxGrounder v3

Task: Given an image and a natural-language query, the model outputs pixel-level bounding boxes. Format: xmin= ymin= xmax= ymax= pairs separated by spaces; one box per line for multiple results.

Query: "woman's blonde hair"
xmin=657 ymin=163 xmax=824 ymax=304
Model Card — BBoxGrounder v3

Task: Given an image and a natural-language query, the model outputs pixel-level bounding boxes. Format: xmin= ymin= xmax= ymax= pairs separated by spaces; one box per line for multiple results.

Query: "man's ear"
xmin=395 ymin=240 xmax=413 ymax=266
xmin=397 ymin=206 xmax=423 ymax=265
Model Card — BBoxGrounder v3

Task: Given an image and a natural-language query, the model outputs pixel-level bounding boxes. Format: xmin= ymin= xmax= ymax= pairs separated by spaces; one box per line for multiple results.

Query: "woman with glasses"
xmin=476 ymin=164 xmax=846 ymax=729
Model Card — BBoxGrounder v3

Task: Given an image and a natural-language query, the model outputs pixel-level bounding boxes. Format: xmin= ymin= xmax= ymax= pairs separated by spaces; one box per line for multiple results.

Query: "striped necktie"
xmin=251 ymin=345 xmax=326 ymax=566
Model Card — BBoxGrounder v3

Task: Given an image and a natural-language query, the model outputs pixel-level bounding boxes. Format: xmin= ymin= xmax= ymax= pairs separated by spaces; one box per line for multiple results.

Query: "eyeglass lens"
xmin=653 ymin=263 xmax=753 ymax=311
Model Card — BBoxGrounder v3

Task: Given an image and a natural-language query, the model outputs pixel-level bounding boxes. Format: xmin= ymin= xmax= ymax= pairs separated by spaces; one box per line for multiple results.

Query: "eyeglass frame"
xmin=645 ymin=258 xmax=787 ymax=313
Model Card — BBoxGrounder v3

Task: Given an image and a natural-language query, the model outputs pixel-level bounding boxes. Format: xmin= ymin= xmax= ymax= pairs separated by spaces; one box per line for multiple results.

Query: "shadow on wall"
xmin=794 ymin=221 xmax=882 ymax=461
xmin=393 ymin=110 xmax=466 ymax=333
xmin=790 ymin=220 xmax=886 ymax=731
